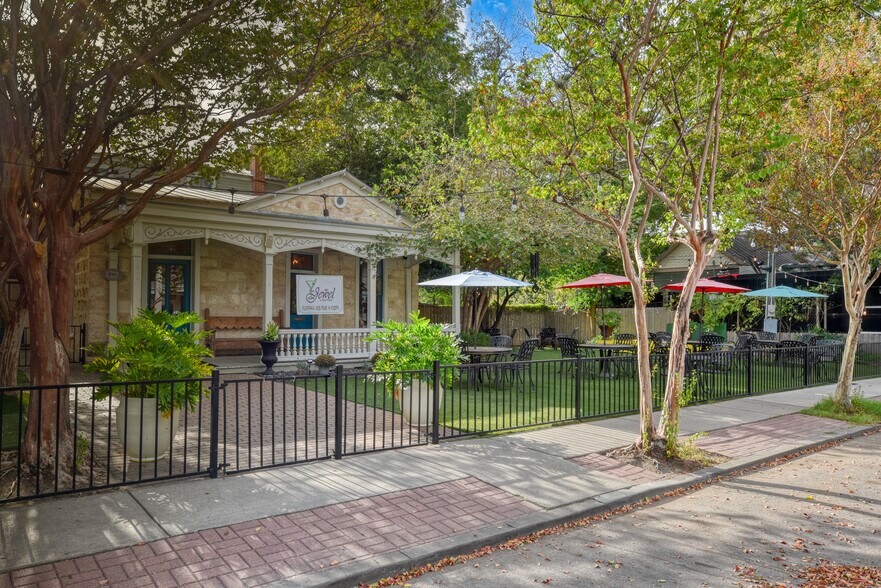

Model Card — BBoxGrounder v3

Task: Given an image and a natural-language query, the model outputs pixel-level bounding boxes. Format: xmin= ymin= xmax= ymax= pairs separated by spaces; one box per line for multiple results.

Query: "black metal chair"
xmin=698 ymin=333 xmax=725 ymax=349
xmin=538 ymin=327 xmax=558 ymax=350
xmin=499 ymin=338 xmax=539 ymax=389
xmin=815 ymin=339 xmax=843 ymax=380
xmin=556 ymin=335 xmax=584 ymax=376
xmin=488 ymin=335 xmax=513 ymax=363
xmin=779 ymin=340 xmax=808 ymax=371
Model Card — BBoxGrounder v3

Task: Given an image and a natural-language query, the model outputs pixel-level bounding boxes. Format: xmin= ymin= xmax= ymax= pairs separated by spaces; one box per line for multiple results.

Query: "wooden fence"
xmin=418 ymin=304 xmax=676 ymax=344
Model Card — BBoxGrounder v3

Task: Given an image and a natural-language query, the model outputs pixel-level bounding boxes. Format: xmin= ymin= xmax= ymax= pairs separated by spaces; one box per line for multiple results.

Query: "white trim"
xmin=193 ymin=240 xmax=201 ymax=330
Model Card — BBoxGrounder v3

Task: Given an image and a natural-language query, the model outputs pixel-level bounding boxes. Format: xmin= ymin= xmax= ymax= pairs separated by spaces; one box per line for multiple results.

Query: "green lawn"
xmin=802 ymin=396 xmax=881 ymax=425
xmin=299 ymin=346 xmax=881 ymax=436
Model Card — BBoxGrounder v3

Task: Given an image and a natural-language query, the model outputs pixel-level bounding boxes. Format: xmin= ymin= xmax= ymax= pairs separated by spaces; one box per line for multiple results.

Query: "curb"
xmin=281 ymin=422 xmax=881 ymax=588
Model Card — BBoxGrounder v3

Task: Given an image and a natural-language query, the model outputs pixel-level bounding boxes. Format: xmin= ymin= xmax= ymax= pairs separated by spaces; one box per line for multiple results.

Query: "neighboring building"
xmin=652 ymin=233 xmax=881 ymax=332
xmin=73 ymin=168 xmax=458 ymax=360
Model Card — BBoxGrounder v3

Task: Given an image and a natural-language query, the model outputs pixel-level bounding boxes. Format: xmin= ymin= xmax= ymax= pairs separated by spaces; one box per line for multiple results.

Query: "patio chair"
xmin=613 ymin=333 xmax=637 ymax=376
xmin=779 ymin=340 xmax=808 ymax=373
xmin=815 ymin=339 xmax=843 ymax=380
xmin=498 ymin=338 xmax=539 ymax=389
xmin=490 ymin=335 xmax=512 ymax=348
xmin=483 ymin=327 xmax=501 ymax=337
xmin=698 ymin=333 xmax=725 ymax=349
xmin=556 ymin=336 xmax=585 ymax=376
xmin=538 ymin=327 xmax=558 ymax=350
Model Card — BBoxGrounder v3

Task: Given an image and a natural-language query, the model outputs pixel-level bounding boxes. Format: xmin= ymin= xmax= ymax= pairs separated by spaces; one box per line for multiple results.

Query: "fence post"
xmin=79 ymin=323 xmax=87 ymax=363
xmin=208 ymin=369 xmax=221 ymax=478
xmin=431 ymin=361 xmax=441 ymax=444
xmin=574 ymin=357 xmax=583 ymax=419
xmin=746 ymin=347 xmax=753 ymax=396
xmin=803 ymin=344 xmax=809 ymax=387
xmin=334 ymin=364 xmax=344 ymax=459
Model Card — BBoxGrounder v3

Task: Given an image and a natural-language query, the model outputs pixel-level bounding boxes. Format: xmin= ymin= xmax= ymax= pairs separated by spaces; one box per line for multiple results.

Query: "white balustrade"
xmin=276 ymin=328 xmax=381 ymax=362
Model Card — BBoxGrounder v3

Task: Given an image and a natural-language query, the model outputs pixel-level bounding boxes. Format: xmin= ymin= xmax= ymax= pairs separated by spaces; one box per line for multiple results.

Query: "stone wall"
xmin=318 ymin=250 xmax=358 ymax=329
xmin=73 ymin=240 xmax=110 ymax=347
xmin=262 ymin=184 xmax=402 ymax=228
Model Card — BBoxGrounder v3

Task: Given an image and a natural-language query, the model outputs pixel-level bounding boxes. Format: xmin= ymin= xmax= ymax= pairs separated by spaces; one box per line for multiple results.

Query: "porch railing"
xmin=276 ymin=327 xmax=378 ymax=361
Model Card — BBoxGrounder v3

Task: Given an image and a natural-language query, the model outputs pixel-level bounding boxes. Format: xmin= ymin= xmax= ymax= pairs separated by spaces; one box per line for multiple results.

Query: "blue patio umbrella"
xmin=744 ymin=285 xmax=828 ymax=329
xmin=743 ymin=285 xmax=827 ymax=299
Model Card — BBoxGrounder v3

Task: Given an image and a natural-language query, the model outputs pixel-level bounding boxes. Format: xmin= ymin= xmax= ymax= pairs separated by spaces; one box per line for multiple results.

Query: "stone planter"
xmin=317 ymin=366 xmax=333 ymax=376
xmin=115 ymin=397 xmax=181 ymax=462
xmin=259 ymin=339 xmax=280 ymax=376
xmin=400 ymin=378 xmax=442 ymax=427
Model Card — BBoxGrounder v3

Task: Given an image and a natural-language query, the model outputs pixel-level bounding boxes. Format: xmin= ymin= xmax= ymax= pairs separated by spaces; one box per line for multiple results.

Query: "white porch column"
xmin=263 ymin=252 xmax=274 ymax=327
xmin=404 ymin=261 xmax=413 ymax=317
xmin=107 ymin=244 xmax=119 ymax=328
xmin=451 ymin=251 xmax=461 ymax=334
xmin=367 ymin=259 xmax=378 ymax=353
xmin=131 ymin=243 xmax=143 ymax=313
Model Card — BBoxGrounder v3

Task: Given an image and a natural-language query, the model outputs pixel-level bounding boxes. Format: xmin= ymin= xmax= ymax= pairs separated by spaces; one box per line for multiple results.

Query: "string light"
xmin=227 ymin=188 xmax=236 ymax=214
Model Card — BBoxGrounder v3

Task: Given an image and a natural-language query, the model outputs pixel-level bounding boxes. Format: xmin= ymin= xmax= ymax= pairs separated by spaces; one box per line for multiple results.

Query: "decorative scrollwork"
xmin=274 ymin=236 xmax=321 ymax=251
xmin=143 ymin=225 xmax=204 ymax=242
xmin=325 ymin=240 xmax=369 ymax=257
xmin=210 ymin=231 xmax=264 ymax=250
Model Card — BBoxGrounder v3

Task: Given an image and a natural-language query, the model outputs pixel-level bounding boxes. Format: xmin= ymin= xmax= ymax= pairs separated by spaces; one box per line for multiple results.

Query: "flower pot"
xmin=259 ymin=339 xmax=280 ymax=376
xmin=400 ymin=378 xmax=442 ymax=427
xmin=115 ymin=397 xmax=181 ymax=462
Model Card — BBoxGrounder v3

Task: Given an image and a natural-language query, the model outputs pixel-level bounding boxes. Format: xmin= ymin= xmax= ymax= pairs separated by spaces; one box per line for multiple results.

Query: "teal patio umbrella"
xmin=744 ymin=285 xmax=828 ymax=329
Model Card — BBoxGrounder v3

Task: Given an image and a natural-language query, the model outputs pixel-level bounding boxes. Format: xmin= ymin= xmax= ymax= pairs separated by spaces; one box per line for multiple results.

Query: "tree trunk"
xmin=0 ymin=308 xmax=25 ymax=387
xmin=834 ymin=303 xmax=864 ymax=409
xmin=659 ymin=244 xmax=709 ymax=446
xmin=19 ymin=238 xmax=76 ymax=473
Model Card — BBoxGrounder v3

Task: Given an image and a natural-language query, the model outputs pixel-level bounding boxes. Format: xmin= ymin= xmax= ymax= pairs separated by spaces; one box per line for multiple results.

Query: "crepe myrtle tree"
xmin=764 ymin=21 xmax=881 ymax=409
xmin=480 ymin=0 xmax=824 ymax=451
xmin=0 ymin=0 xmax=457 ymax=473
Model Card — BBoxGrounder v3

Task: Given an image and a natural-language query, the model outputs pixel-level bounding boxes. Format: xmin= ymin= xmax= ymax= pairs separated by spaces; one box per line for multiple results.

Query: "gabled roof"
xmin=236 ymin=169 xmax=410 ymax=228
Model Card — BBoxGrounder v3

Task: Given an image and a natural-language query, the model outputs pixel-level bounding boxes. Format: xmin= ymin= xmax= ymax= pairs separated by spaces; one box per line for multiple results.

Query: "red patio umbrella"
xmin=663 ymin=278 xmax=750 ymax=335
xmin=558 ymin=273 xmax=632 ymax=337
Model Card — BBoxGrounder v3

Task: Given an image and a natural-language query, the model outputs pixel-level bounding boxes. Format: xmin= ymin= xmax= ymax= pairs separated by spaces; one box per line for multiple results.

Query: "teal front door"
xmin=147 ymin=260 xmax=191 ymax=313
xmin=290 ymin=273 xmax=314 ymax=329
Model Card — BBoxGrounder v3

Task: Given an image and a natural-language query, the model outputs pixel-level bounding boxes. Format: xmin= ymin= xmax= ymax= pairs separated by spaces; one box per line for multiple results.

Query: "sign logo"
xmin=296 ymin=275 xmax=344 ymax=315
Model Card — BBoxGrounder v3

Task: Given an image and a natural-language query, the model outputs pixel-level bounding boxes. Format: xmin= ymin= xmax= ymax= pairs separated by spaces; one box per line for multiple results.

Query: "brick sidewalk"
xmin=695 ymin=413 xmax=855 ymax=458
xmin=0 ymin=478 xmax=537 ymax=588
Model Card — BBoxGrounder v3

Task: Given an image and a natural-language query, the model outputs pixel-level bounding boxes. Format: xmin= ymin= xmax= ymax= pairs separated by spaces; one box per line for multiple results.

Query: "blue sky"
xmin=463 ymin=0 xmax=541 ymax=57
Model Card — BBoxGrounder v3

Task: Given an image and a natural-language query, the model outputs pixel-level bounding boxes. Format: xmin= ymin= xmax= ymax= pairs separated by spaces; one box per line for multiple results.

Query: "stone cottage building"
xmin=73 ymin=168 xmax=459 ymax=361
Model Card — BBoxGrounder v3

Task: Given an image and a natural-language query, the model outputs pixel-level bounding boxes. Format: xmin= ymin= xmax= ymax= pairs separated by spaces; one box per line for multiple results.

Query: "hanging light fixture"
xmin=395 ymin=199 xmax=402 ymax=222
xmin=511 ymin=191 xmax=518 ymax=212
xmin=227 ymin=188 xmax=237 ymax=214
xmin=555 ymin=192 xmax=564 ymax=204
xmin=323 ymin=195 xmax=330 ymax=217
xmin=458 ymin=202 xmax=466 ymax=222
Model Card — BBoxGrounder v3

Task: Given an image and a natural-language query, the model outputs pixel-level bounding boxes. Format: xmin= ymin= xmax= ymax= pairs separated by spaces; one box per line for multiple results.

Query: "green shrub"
xmin=261 ymin=321 xmax=280 ymax=342
xmin=314 ymin=354 xmax=336 ymax=368
xmin=365 ymin=311 xmax=463 ymax=394
xmin=459 ymin=329 xmax=490 ymax=347
xmin=85 ymin=309 xmax=213 ymax=413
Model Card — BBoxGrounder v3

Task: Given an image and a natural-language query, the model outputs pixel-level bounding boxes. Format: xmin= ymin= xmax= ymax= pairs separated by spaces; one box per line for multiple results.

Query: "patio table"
xmin=578 ymin=343 xmax=635 ymax=378
xmin=464 ymin=346 xmax=512 ymax=383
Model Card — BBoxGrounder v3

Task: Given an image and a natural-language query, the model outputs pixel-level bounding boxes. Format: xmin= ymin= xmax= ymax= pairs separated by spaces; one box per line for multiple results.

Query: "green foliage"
xmin=459 ymin=329 xmax=490 ymax=347
xmin=85 ymin=309 xmax=212 ymax=413
xmin=700 ymin=295 xmax=764 ymax=332
xmin=365 ymin=311 xmax=463 ymax=393
xmin=314 ymin=354 xmax=336 ymax=368
xmin=802 ymin=397 xmax=881 ymax=425
xmin=261 ymin=321 xmax=281 ymax=342
xmin=598 ymin=311 xmax=622 ymax=329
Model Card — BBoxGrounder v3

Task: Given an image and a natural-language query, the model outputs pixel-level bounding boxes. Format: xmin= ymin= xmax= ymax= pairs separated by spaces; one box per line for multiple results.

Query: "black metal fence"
xmin=16 ymin=324 xmax=87 ymax=368
xmin=2 ymin=341 xmax=880 ymax=503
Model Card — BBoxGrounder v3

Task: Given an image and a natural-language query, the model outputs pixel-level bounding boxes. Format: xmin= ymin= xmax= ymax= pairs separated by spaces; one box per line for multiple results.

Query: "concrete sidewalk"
xmin=2 ymin=379 xmax=880 ymax=587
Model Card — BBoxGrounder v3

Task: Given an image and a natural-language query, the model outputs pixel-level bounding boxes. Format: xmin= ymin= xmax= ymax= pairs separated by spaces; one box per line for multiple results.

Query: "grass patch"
xmin=802 ymin=396 xmax=881 ymax=425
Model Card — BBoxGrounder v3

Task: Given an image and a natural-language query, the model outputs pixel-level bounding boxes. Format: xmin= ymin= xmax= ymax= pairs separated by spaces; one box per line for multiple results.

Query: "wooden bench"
xmin=204 ymin=308 xmax=284 ymax=355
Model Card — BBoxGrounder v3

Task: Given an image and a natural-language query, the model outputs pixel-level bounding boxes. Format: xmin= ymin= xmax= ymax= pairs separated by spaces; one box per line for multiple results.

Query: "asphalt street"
xmin=407 ymin=432 xmax=881 ymax=587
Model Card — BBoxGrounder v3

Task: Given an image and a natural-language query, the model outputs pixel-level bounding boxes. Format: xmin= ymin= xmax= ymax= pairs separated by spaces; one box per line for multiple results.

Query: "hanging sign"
xmin=296 ymin=275 xmax=344 ymax=315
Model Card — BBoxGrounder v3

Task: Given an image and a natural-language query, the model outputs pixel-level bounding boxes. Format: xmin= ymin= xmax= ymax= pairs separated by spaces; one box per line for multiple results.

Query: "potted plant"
xmin=85 ymin=309 xmax=212 ymax=462
xmin=598 ymin=311 xmax=622 ymax=339
xmin=259 ymin=321 xmax=281 ymax=376
xmin=365 ymin=311 xmax=463 ymax=426
xmin=314 ymin=354 xmax=336 ymax=376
